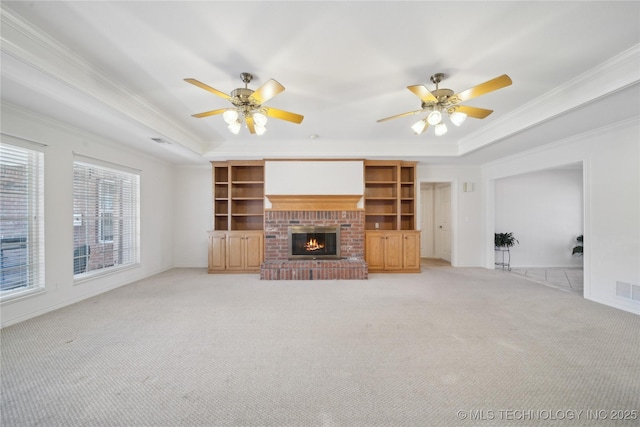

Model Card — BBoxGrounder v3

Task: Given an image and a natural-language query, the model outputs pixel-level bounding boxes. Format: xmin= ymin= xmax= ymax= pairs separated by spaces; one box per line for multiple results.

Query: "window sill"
xmin=73 ymin=263 xmax=141 ymax=285
xmin=0 ymin=287 xmax=47 ymax=305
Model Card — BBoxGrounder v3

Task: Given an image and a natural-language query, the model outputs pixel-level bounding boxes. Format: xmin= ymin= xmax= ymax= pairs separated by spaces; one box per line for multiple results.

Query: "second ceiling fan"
xmin=378 ymin=73 xmax=512 ymax=136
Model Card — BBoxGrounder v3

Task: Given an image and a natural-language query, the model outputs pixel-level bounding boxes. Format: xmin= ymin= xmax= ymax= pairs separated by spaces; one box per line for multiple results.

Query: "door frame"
xmin=435 ymin=183 xmax=452 ymax=262
xmin=420 ymin=184 xmax=435 ymax=258
xmin=419 ymin=180 xmax=457 ymax=265
xmin=485 ymin=162 xmax=587 ymax=297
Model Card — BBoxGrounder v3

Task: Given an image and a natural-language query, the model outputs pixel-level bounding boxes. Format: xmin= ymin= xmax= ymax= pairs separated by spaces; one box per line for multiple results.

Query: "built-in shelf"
xmin=364 ymin=160 xmax=416 ymax=230
xmin=212 ymin=160 xmax=264 ymax=231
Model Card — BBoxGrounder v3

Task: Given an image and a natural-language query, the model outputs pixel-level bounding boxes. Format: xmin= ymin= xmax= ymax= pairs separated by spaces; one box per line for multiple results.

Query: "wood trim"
xmin=211 ymin=160 xmax=265 ymax=166
xmin=266 ymin=195 xmax=363 ymax=211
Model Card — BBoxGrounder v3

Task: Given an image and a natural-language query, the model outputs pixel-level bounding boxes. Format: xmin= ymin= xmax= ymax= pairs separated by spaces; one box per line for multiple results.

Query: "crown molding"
xmin=0 ymin=7 xmax=211 ymax=156
xmin=459 ymin=43 xmax=640 ymax=156
xmin=1 ymin=101 xmax=181 ymax=168
xmin=481 ymin=115 xmax=639 ymax=177
xmin=0 ymin=101 xmax=184 ymax=167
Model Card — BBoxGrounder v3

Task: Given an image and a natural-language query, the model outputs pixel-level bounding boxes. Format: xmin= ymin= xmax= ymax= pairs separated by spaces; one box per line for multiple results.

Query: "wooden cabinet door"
xmin=244 ymin=232 xmax=264 ymax=270
xmin=208 ymin=232 xmax=226 ymax=272
xmin=402 ymin=232 xmax=421 ymax=271
xmin=226 ymin=233 xmax=245 ymax=271
xmin=384 ymin=233 xmax=403 ymax=270
xmin=365 ymin=232 xmax=385 ymax=271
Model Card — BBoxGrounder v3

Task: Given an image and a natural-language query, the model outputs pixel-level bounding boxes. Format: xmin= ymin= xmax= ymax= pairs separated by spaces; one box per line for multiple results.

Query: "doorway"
xmin=420 ymin=182 xmax=451 ymax=264
xmin=493 ymin=163 xmax=584 ymax=294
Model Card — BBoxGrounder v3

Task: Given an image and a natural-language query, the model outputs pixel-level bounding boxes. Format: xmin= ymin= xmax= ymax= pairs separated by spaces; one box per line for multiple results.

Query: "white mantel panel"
xmin=265 ymin=160 xmax=364 ymax=208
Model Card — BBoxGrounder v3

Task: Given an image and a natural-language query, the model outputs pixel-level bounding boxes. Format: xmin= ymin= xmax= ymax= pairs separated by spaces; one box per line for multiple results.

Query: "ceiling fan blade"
xmin=264 ymin=107 xmax=304 ymax=124
xmin=454 ymin=74 xmax=512 ymax=102
xmin=377 ymin=109 xmax=425 ymax=123
xmin=455 ymin=105 xmax=494 ymax=119
xmin=250 ymin=79 xmax=285 ymax=104
xmin=184 ymin=78 xmax=231 ymax=100
xmin=245 ymin=114 xmax=256 ymax=134
xmin=407 ymin=85 xmax=438 ymax=103
xmin=191 ymin=108 xmax=228 ymax=118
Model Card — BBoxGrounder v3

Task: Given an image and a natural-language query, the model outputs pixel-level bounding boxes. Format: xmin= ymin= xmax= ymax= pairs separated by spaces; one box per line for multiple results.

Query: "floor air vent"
xmin=616 ymin=281 xmax=640 ymax=301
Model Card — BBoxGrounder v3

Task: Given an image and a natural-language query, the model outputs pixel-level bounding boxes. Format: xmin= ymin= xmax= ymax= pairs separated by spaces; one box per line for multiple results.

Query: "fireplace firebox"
xmin=288 ymin=225 xmax=341 ymax=260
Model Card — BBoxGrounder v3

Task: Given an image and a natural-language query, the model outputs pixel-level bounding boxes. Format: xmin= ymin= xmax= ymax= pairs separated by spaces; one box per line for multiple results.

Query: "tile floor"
xmin=509 ymin=267 xmax=584 ymax=294
xmin=421 ymin=258 xmax=584 ymax=295
xmin=421 ymin=258 xmax=451 ymax=267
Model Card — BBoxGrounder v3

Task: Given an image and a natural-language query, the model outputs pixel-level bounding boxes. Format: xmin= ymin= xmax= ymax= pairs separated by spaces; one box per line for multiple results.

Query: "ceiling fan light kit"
xmin=434 ymin=122 xmax=448 ymax=136
xmin=185 ymin=72 xmax=304 ymax=135
xmin=411 ymin=119 xmax=428 ymax=135
xmin=377 ymin=72 xmax=512 ymax=137
xmin=254 ymin=123 xmax=267 ymax=135
xmin=427 ymin=109 xmax=443 ymax=126
xmin=222 ymin=109 xmax=239 ymax=124
xmin=253 ymin=111 xmax=268 ymax=127
xmin=449 ymin=111 xmax=467 ymax=127
xmin=227 ymin=120 xmax=242 ymax=135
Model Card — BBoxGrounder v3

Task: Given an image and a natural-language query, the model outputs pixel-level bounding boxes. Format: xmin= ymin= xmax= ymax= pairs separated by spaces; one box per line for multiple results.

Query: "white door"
xmin=435 ymin=183 xmax=451 ymax=262
xmin=420 ymin=184 xmax=435 ymax=257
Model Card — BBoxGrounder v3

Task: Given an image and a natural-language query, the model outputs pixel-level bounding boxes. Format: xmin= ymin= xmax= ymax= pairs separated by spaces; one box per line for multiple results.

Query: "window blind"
xmin=73 ymin=160 xmax=140 ymax=278
xmin=0 ymin=142 xmax=45 ymax=296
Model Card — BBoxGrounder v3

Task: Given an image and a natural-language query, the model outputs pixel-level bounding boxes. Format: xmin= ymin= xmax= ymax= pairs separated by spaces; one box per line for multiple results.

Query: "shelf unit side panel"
xmin=212 ymin=164 xmax=230 ymax=230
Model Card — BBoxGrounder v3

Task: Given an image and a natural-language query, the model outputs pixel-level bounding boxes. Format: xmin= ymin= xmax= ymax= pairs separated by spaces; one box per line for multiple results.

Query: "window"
xmin=73 ymin=159 xmax=139 ymax=278
xmin=98 ymin=179 xmax=116 ymax=243
xmin=0 ymin=142 xmax=45 ymax=298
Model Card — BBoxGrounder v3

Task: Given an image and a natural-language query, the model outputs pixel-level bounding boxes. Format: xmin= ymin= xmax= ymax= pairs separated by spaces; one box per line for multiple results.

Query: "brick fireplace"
xmin=260 ymin=195 xmax=368 ymax=280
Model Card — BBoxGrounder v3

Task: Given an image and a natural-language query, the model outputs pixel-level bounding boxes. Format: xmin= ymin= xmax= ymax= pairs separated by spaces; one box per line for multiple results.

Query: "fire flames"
xmin=304 ymin=238 xmax=324 ymax=251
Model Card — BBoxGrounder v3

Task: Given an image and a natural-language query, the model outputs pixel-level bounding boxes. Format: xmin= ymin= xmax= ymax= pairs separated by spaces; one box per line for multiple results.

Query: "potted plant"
xmin=495 ymin=232 xmax=518 ymax=271
xmin=572 ymin=235 xmax=583 ymax=256
xmin=495 ymin=232 xmax=519 ymax=249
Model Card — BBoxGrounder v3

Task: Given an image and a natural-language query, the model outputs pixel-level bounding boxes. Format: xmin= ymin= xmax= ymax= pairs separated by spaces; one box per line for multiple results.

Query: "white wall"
xmin=265 ymin=160 xmax=364 ymax=195
xmin=1 ymin=106 xmax=176 ymax=327
xmin=483 ymin=119 xmax=640 ymax=314
xmin=416 ymin=165 xmax=484 ymax=267
xmin=495 ymin=168 xmax=583 ymax=268
xmin=264 ymin=160 xmax=364 ymax=208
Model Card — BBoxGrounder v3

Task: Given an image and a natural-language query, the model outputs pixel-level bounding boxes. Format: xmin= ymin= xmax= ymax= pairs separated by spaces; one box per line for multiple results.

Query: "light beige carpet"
xmin=1 ymin=267 xmax=639 ymax=426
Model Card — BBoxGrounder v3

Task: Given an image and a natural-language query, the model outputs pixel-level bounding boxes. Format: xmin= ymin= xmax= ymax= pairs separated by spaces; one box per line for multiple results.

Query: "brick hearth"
xmin=261 ymin=259 xmax=368 ymax=280
xmin=261 ymin=210 xmax=367 ymax=280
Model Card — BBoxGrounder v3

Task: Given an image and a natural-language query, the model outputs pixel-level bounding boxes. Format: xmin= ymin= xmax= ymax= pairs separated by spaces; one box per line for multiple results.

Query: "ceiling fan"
xmin=378 ymin=73 xmax=512 ymax=136
xmin=184 ymin=72 xmax=304 ymax=135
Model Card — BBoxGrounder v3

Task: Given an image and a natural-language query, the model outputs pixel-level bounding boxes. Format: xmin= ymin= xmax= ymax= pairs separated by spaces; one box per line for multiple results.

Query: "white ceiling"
xmin=1 ymin=1 xmax=639 ymax=165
